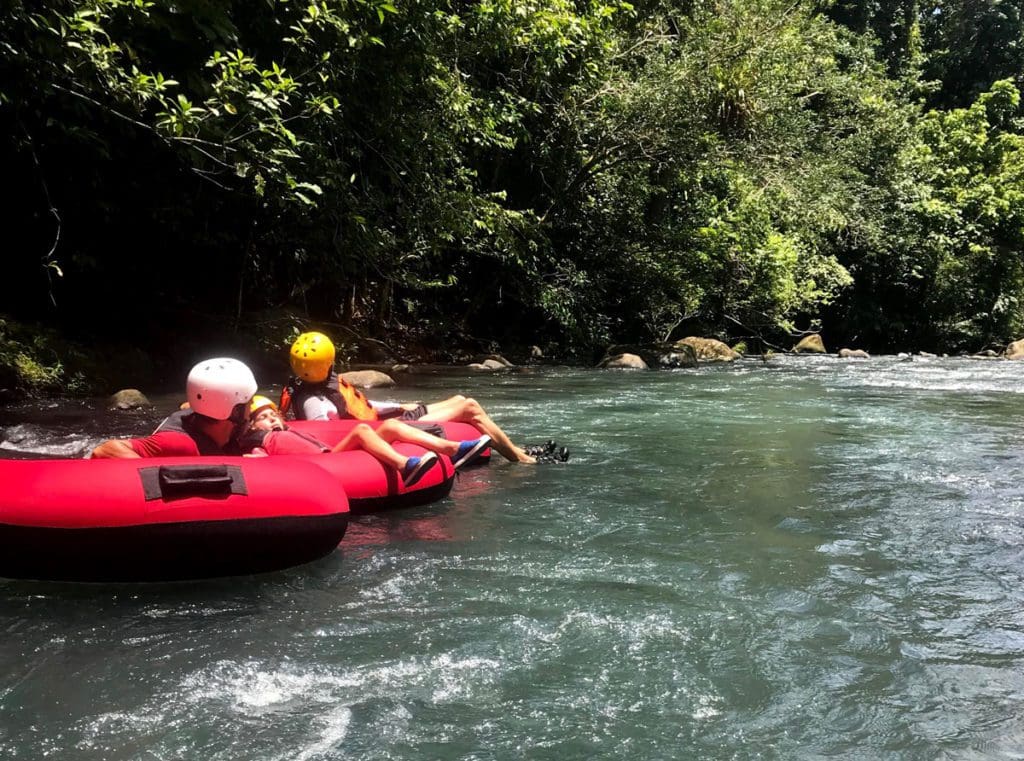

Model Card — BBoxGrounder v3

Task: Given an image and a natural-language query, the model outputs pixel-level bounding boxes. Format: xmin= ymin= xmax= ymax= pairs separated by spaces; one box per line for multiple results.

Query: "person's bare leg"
xmin=376 ymin=419 xmax=461 ymax=458
xmin=330 ymin=423 xmax=407 ymax=470
xmin=420 ymin=396 xmax=535 ymax=463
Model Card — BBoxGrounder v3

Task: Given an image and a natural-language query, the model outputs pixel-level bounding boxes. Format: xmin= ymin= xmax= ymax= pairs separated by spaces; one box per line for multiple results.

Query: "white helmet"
xmin=186 ymin=358 xmax=258 ymax=420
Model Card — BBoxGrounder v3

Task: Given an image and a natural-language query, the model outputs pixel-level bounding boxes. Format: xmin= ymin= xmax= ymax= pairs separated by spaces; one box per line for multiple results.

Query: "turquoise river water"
xmin=1 ymin=356 xmax=1023 ymax=759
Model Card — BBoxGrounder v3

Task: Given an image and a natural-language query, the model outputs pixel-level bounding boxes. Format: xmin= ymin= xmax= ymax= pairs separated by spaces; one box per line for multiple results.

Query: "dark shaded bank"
xmin=0 ymin=312 xmax=564 ymax=402
xmin=6 ymin=308 xmax=1023 ymax=404
xmin=0 ymin=313 xmax=260 ymax=401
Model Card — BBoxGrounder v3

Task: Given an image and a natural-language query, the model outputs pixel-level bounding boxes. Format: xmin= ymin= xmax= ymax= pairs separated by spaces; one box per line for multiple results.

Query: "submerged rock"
xmin=665 ymin=344 xmax=698 ymax=368
xmin=108 ymin=389 xmax=150 ymax=410
xmin=658 ymin=349 xmax=699 ymax=369
xmin=601 ymin=343 xmax=695 ymax=369
xmin=467 ymin=362 xmax=500 ymax=372
xmin=838 ymin=348 xmax=870 ymax=359
xmin=673 ymin=337 xmax=739 ymax=362
xmin=477 ymin=354 xmax=514 ymax=368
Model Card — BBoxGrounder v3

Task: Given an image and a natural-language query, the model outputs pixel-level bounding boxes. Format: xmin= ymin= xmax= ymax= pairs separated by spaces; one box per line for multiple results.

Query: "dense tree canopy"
xmin=2 ymin=0 xmax=1023 ymax=376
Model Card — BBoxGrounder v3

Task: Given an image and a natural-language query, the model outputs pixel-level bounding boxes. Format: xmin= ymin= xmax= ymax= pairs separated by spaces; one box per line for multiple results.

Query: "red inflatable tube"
xmin=0 ymin=457 xmax=349 ymax=582
xmin=276 ymin=443 xmax=456 ymax=515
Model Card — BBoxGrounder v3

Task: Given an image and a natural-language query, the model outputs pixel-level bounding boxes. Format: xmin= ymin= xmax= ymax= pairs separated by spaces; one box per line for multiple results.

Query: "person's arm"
xmin=261 ymin=431 xmax=327 ymax=455
xmin=92 ymin=431 xmax=200 ymax=459
xmin=302 ymin=396 xmax=338 ymax=421
xmin=90 ymin=439 xmax=142 ymax=459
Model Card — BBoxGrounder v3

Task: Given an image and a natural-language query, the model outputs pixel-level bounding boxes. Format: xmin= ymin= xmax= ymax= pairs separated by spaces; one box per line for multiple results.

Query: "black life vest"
xmin=281 ymin=370 xmax=377 ymax=420
xmin=156 ymin=409 xmax=241 ymax=456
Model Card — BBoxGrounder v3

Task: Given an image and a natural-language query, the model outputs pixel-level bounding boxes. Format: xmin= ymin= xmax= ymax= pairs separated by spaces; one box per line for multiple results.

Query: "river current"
xmin=1 ymin=356 xmax=1023 ymax=759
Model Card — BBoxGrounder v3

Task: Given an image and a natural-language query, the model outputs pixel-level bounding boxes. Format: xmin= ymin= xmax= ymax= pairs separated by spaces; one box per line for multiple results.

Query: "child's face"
xmin=251 ymin=407 xmax=285 ymax=432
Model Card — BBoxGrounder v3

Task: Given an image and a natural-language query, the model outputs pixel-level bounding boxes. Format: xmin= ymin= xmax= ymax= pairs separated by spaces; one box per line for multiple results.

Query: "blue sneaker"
xmin=402 ymin=452 xmax=439 ymax=487
xmin=450 ymin=435 xmax=492 ymax=469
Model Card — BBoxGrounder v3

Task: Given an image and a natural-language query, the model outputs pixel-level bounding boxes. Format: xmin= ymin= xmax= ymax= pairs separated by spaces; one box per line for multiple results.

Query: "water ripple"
xmin=3 ymin=359 xmax=1024 ymax=758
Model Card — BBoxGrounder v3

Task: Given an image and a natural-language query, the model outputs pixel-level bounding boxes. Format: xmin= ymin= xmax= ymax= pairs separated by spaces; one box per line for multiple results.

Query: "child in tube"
xmin=240 ymin=396 xmax=491 ymax=487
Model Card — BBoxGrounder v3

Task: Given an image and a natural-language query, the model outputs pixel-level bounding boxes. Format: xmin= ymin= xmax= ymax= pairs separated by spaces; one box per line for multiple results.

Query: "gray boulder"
xmin=792 ymin=334 xmax=827 ymax=353
xmin=1005 ymin=339 xmax=1024 ymax=359
xmin=673 ymin=337 xmax=740 ymax=362
xmin=340 ymin=370 xmax=395 ymax=389
xmin=599 ymin=353 xmax=649 ymax=370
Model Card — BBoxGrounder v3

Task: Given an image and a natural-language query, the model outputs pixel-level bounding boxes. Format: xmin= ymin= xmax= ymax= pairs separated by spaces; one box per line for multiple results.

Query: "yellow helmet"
xmin=290 ymin=331 xmax=335 ymax=383
xmin=250 ymin=395 xmax=278 ymax=416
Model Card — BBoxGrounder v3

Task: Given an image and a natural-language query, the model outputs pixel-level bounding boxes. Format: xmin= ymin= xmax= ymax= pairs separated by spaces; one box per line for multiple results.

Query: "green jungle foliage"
xmin=2 ymin=0 xmax=1023 ymax=372
xmin=0 ymin=317 xmax=83 ymax=392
